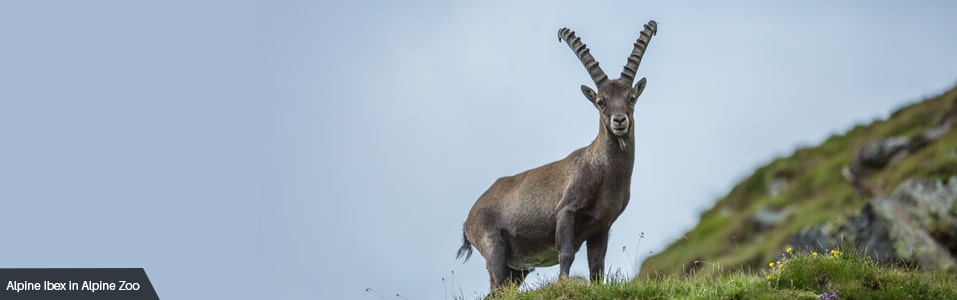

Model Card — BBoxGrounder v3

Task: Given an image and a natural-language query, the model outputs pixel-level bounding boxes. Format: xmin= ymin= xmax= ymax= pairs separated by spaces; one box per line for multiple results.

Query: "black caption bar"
xmin=0 ymin=268 xmax=158 ymax=300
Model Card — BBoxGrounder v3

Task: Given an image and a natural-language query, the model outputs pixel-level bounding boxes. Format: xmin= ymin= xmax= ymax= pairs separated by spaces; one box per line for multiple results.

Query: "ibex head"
xmin=559 ymin=21 xmax=657 ymax=137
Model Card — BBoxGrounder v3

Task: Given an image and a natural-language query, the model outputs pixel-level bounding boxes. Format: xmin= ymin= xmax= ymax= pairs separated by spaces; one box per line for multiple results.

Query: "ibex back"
xmin=458 ymin=21 xmax=658 ymax=294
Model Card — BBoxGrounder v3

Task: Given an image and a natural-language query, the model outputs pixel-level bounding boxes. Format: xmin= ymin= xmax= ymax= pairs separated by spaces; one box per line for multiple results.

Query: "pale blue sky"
xmin=3 ymin=1 xmax=957 ymax=299
xmin=1 ymin=1 xmax=258 ymax=299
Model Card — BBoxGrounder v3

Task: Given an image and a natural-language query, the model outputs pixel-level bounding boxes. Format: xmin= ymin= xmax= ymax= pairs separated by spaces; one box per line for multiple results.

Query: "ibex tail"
xmin=456 ymin=230 xmax=473 ymax=262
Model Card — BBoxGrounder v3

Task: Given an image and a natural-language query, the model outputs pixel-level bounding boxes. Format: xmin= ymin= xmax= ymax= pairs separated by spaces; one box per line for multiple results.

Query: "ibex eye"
xmin=597 ymin=100 xmax=605 ymax=107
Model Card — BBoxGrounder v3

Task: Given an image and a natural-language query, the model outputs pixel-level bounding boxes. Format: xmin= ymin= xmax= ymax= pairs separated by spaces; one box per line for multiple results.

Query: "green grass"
xmin=639 ymin=84 xmax=957 ymax=278
xmin=491 ymin=248 xmax=957 ymax=299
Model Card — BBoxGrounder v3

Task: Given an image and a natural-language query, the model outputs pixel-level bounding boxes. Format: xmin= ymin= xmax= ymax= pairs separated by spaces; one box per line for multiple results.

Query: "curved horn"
xmin=558 ymin=28 xmax=608 ymax=87
xmin=620 ymin=20 xmax=658 ymax=84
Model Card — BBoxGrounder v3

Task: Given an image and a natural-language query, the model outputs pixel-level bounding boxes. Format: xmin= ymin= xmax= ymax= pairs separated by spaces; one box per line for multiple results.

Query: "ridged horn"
xmin=620 ymin=20 xmax=658 ymax=84
xmin=558 ymin=28 xmax=608 ymax=87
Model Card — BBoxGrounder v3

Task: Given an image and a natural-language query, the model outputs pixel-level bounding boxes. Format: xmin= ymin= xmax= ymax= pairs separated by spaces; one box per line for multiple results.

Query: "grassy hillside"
xmin=638 ymin=84 xmax=957 ymax=277
xmin=492 ymin=248 xmax=957 ymax=299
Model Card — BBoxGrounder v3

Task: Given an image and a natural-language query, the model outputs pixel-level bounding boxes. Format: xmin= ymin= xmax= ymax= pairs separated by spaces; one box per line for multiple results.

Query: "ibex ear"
xmin=581 ymin=85 xmax=598 ymax=103
xmin=632 ymin=77 xmax=647 ymax=99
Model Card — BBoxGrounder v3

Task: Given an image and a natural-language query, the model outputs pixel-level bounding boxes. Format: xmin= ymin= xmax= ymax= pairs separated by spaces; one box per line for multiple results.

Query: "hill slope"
xmin=494 ymin=249 xmax=957 ymax=299
xmin=639 ymin=84 xmax=957 ymax=277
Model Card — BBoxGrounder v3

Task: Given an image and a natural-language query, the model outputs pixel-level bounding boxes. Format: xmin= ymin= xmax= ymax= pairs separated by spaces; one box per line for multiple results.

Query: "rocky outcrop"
xmin=750 ymin=206 xmax=792 ymax=234
xmin=842 ymin=95 xmax=956 ymax=197
xmin=842 ymin=118 xmax=954 ymax=197
xmin=791 ymin=177 xmax=957 ymax=272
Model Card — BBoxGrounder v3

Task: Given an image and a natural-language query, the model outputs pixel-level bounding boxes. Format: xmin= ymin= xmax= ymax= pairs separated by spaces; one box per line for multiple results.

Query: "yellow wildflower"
xmin=831 ymin=249 xmax=840 ymax=256
xmin=769 ymin=262 xmax=774 ymax=268
xmin=786 ymin=247 xmax=792 ymax=254
xmin=812 ymin=251 xmax=818 ymax=257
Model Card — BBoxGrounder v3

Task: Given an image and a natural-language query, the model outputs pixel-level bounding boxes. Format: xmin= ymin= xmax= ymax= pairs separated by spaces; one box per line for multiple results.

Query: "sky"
xmin=2 ymin=1 xmax=957 ymax=299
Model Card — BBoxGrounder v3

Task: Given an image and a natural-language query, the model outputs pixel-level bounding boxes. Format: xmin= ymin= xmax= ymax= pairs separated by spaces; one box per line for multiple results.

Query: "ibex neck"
xmin=587 ymin=122 xmax=635 ymax=166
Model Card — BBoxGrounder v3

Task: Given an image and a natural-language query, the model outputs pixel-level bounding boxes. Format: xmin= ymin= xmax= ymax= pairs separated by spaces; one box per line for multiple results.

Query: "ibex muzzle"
xmin=458 ymin=20 xmax=658 ymax=295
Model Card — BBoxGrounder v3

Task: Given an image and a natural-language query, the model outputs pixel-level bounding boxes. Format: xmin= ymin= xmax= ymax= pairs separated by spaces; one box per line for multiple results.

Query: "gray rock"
xmin=790 ymin=177 xmax=957 ymax=272
xmin=768 ymin=175 xmax=790 ymax=198
xmin=751 ymin=206 xmax=792 ymax=234
xmin=843 ymin=117 xmax=953 ymax=197
xmin=856 ymin=136 xmax=912 ymax=170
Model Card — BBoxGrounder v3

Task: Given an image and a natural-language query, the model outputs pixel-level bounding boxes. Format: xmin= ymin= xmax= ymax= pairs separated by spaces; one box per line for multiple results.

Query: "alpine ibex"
xmin=458 ymin=20 xmax=658 ymax=292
